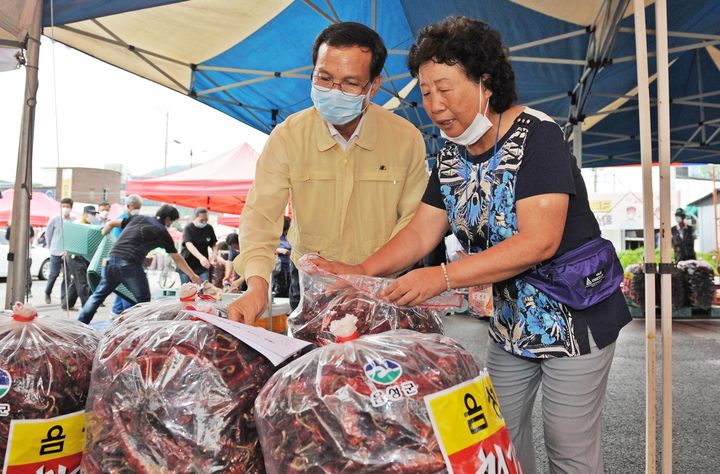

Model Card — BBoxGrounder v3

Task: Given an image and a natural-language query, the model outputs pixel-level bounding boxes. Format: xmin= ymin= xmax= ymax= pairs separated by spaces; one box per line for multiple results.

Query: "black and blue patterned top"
xmin=422 ymin=108 xmax=631 ymax=359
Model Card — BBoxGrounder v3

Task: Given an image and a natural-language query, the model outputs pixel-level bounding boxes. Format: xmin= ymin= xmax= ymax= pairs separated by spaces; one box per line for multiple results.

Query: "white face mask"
xmin=130 ymin=209 xmax=140 ymax=216
xmin=62 ymin=208 xmax=71 ymax=218
xmin=99 ymin=210 xmax=109 ymax=219
xmin=675 ymin=216 xmax=684 ymax=224
xmin=440 ymin=82 xmax=492 ymax=147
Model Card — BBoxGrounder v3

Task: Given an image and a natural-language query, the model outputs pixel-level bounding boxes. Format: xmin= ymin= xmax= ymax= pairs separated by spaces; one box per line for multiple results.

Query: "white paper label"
xmin=186 ymin=311 xmax=312 ymax=366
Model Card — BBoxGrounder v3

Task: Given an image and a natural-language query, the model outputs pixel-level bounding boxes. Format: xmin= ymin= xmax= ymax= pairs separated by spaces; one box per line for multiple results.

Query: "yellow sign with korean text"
xmin=424 ymin=371 xmax=522 ymax=473
xmin=3 ymin=411 xmax=86 ymax=474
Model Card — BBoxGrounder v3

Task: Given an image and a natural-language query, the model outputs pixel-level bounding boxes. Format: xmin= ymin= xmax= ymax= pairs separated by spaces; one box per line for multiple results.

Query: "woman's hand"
xmin=313 ymin=256 xmax=366 ymax=275
xmin=382 ymin=266 xmax=446 ymax=306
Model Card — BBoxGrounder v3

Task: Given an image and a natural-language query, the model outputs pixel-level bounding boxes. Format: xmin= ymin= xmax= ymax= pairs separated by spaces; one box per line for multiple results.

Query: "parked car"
xmin=0 ymin=233 xmax=51 ymax=280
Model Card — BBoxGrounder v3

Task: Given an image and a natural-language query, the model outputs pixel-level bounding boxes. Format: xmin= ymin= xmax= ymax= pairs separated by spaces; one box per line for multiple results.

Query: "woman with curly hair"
xmin=317 ymin=16 xmax=631 ymax=473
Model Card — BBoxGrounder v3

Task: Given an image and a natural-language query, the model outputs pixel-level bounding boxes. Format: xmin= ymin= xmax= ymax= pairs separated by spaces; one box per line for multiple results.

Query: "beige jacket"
xmin=234 ymin=103 xmax=428 ymax=282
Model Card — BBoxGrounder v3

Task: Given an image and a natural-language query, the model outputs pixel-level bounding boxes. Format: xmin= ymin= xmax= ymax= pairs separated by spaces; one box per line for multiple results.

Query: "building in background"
xmin=590 ymin=191 xmax=681 ymax=251
xmin=54 ymin=167 xmax=121 ymax=203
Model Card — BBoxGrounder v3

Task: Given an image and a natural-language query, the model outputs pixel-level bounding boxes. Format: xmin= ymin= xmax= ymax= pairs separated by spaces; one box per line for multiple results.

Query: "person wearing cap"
xmin=80 ymin=205 xmax=97 ymax=224
xmin=672 ymin=208 xmax=696 ymax=262
xmin=64 ymin=205 xmax=98 ymax=309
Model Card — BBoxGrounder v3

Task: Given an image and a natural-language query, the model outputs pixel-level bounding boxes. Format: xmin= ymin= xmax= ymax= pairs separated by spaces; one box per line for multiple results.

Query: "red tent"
xmin=125 ymin=143 xmax=259 ymax=214
xmin=0 ymin=190 xmax=61 ymax=227
xmin=217 ymin=214 xmax=241 ymax=228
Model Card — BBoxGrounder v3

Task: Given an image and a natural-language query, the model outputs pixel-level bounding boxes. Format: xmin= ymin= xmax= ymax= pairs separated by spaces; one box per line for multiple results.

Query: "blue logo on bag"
xmin=0 ymin=369 xmax=12 ymax=399
xmin=364 ymin=359 xmax=403 ymax=385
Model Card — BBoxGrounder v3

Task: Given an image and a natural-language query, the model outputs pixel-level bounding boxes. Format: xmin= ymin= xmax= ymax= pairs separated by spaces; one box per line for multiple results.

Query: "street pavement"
xmin=2 ymin=277 xmax=719 ymax=472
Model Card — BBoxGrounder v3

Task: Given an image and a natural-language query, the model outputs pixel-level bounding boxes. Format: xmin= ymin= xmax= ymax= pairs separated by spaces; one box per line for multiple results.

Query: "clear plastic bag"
xmin=110 ymin=283 xmax=227 ymax=328
xmin=0 ymin=304 xmax=99 ymax=458
xmin=81 ymin=294 xmax=275 ymax=473
xmin=288 ymin=255 xmax=463 ymax=345
xmin=677 ymin=259 xmax=714 ymax=309
xmin=254 ymin=329 xmax=479 ymax=473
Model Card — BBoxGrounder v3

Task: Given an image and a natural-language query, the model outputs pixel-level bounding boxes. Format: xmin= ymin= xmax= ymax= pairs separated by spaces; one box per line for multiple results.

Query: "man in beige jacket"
xmin=229 ymin=21 xmax=428 ymax=324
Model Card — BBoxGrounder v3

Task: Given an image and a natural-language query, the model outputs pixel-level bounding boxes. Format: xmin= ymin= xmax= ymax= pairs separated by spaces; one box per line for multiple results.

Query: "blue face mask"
xmin=310 ymin=86 xmax=369 ymax=125
xmin=195 ymin=221 xmax=207 ymax=229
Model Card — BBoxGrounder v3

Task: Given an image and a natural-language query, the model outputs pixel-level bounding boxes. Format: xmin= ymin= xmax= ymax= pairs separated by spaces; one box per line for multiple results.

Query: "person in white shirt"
xmin=95 ymin=201 xmax=111 ymax=225
xmin=43 ymin=197 xmax=76 ymax=306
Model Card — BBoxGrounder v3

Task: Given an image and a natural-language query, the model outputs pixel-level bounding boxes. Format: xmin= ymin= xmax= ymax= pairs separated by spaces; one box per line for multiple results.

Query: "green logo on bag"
xmin=0 ymin=369 xmax=12 ymax=399
xmin=364 ymin=359 xmax=402 ymax=385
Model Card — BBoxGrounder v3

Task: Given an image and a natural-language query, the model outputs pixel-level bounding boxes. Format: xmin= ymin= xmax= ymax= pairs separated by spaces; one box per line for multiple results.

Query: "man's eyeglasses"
xmin=312 ymin=74 xmax=371 ymax=96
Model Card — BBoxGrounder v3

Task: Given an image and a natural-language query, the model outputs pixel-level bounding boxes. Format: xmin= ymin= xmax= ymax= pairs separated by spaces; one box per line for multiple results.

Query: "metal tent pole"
xmin=654 ymin=0 xmax=673 ymax=471
xmin=632 ymin=1 xmax=657 ymax=471
xmin=4 ymin=0 xmax=41 ymax=310
xmin=573 ymin=126 xmax=583 ymax=168
xmin=713 ymin=167 xmax=719 ymax=268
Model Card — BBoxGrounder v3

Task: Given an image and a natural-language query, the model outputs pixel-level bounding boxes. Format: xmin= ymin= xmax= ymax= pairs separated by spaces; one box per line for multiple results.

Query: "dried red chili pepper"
xmin=81 ymin=301 xmax=274 ymax=473
xmin=288 ymin=255 xmax=463 ymax=345
xmin=0 ymin=305 xmax=99 ymax=457
xmin=255 ymin=329 xmax=479 ymax=473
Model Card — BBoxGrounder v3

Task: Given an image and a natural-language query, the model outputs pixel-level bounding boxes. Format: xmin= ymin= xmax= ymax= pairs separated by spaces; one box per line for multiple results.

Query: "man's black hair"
xmin=312 ymin=22 xmax=387 ymax=80
xmin=226 ymin=233 xmax=239 ymax=246
xmin=156 ymin=204 xmax=180 ymax=222
xmin=60 ymin=197 xmax=73 ymax=206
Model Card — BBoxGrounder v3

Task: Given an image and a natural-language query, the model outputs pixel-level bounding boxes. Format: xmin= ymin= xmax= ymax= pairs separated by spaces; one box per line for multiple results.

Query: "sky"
xmin=0 ymin=39 xmax=268 ymax=186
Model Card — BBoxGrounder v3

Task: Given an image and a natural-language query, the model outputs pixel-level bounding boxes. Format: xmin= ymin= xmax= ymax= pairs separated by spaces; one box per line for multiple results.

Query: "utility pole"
xmin=163 ymin=112 xmax=169 ymax=174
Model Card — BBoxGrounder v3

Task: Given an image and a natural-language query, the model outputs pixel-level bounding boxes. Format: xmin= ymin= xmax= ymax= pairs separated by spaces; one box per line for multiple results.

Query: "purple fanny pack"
xmin=521 ymin=237 xmax=623 ymax=310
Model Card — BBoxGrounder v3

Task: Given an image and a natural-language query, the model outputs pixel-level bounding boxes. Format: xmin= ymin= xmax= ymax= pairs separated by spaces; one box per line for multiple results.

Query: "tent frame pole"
xmin=632 ymin=1 xmax=656 ymax=471
xmin=713 ymin=167 xmax=719 ymax=270
xmin=565 ymin=0 xmax=631 ymax=140
xmin=573 ymin=126 xmax=583 ymax=168
xmin=655 ymin=0 xmax=673 ymax=471
xmin=696 ymin=50 xmax=707 ymax=144
xmin=4 ymin=0 xmax=41 ymax=310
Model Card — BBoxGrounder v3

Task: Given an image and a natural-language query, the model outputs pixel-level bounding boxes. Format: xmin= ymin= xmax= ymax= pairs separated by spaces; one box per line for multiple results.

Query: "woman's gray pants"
xmin=486 ymin=333 xmax=616 ymax=474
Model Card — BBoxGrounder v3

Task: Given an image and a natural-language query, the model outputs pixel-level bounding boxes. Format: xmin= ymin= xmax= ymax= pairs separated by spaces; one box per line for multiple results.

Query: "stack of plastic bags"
xmin=0 ymin=303 xmax=98 ymax=473
xmin=82 ymin=284 xmax=275 ymax=473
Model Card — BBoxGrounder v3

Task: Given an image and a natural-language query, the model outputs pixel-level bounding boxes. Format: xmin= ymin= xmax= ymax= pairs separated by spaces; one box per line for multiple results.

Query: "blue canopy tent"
xmin=23 ymin=0 xmax=719 ymax=166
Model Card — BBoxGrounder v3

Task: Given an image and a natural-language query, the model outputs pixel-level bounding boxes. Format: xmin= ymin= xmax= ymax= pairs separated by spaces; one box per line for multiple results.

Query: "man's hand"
xmin=382 ymin=266 xmax=446 ymax=306
xmin=313 ymin=256 xmax=365 ymax=275
xmin=228 ymin=277 xmax=268 ymax=325
xmin=190 ymin=272 xmax=201 ymax=284
xmin=199 ymin=256 xmax=211 ymax=269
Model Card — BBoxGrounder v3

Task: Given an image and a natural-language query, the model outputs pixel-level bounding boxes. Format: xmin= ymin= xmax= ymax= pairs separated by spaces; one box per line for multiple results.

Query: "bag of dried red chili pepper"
xmin=111 ymin=283 xmax=227 ymax=327
xmin=254 ymin=325 xmax=480 ymax=473
xmin=288 ymin=254 xmax=463 ymax=345
xmin=81 ymin=303 xmax=275 ymax=473
xmin=0 ymin=303 xmax=98 ymax=472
